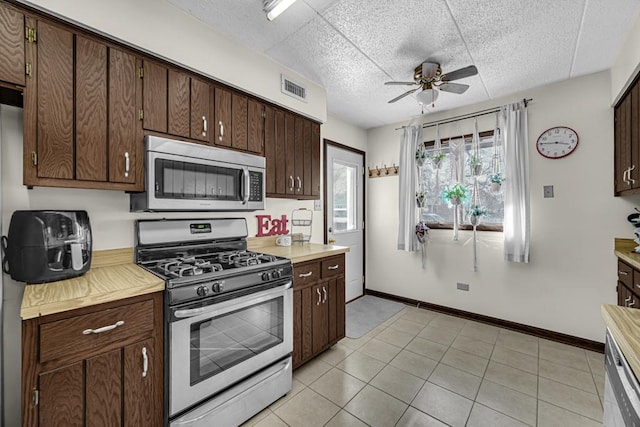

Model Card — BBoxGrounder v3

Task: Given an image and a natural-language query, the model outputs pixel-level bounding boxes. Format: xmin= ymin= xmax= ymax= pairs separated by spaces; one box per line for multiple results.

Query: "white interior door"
xmin=326 ymin=144 xmax=364 ymax=302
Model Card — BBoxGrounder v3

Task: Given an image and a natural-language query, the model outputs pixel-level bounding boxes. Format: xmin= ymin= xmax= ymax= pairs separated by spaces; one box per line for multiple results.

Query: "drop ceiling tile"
xmin=572 ymin=0 xmax=640 ymax=77
xmin=302 ymin=0 xmax=338 ymax=14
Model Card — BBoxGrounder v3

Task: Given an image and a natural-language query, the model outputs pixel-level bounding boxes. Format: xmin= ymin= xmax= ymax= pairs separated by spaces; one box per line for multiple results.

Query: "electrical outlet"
xmin=543 ymin=185 xmax=554 ymax=198
xmin=314 ymin=200 xmax=322 ymax=211
xmin=457 ymin=282 xmax=469 ymax=291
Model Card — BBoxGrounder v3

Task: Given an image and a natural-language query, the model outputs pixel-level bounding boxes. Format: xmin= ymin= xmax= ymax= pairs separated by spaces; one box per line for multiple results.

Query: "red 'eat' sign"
xmin=256 ymin=215 xmax=289 ymax=237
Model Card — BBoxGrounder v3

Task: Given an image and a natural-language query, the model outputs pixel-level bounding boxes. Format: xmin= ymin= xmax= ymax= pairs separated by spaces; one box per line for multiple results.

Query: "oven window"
xmin=190 ymin=297 xmax=284 ymax=386
xmin=155 ymin=159 xmax=242 ymax=201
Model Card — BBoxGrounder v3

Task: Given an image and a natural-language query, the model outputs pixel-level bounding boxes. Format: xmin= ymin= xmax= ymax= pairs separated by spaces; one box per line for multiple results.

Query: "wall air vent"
xmin=281 ymin=75 xmax=307 ymax=102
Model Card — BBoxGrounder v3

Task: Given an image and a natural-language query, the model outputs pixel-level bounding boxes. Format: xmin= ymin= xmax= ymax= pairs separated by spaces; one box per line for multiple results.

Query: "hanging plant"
xmin=415 ymin=144 xmax=428 ymax=167
xmin=441 ymin=183 xmax=470 ymax=206
xmin=470 ymin=154 xmax=483 ymax=176
xmin=415 ymin=221 xmax=429 ymax=244
xmin=416 ymin=191 xmax=427 ymax=208
xmin=488 ymin=172 xmax=504 ymax=192
xmin=430 ymin=152 xmax=446 ymax=169
xmin=467 ymin=204 xmax=487 ymax=226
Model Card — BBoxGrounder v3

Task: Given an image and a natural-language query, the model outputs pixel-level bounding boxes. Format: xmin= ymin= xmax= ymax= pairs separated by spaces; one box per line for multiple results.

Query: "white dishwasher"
xmin=604 ymin=328 xmax=640 ymax=426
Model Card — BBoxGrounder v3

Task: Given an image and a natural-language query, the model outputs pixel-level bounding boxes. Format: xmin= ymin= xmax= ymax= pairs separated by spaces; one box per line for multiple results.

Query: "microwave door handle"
xmin=242 ymin=168 xmax=250 ymax=205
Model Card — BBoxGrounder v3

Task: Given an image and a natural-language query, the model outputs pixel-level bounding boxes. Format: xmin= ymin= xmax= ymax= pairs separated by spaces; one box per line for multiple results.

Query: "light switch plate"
xmin=314 ymin=200 xmax=322 ymax=211
xmin=543 ymin=185 xmax=554 ymax=198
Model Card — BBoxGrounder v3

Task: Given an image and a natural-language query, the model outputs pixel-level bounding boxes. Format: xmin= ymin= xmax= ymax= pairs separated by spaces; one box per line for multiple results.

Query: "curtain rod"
xmin=395 ymin=98 xmax=533 ymax=131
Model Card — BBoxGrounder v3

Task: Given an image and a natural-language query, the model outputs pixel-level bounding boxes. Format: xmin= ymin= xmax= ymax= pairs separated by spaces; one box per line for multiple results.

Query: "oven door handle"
xmin=173 ymin=281 xmax=292 ymax=319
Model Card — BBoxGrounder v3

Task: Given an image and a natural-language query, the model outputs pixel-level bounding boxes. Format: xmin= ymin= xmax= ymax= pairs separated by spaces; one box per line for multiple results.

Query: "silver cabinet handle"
xmin=142 ymin=347 xmax=148 ymax=377
xmin=316 ymin=288 xmax=321 ymax=306
xmin=289 ymin=176 xmax=294 ymax=191
xmin=124 ymin=152 xmax=130 ymax=178
xmin=620 ymin=271 xmax=629 ymax=276
xmin=630 ymin=300 xmax=636 ymax=307
xmin=202 ymin=116 xmax=207 ymax=136
xmin=83 ymin=320 xmax=124 ymax=335
xmin=297 ymin=176 xmax=302 ymax=191
xmin=327 ymin=265 xmax=339 ymax=270
xmin=630 ymin=165 xmax=637 ymax=185
xmin=322 ymin=286 xmax=327 ymax=303
xmin=625 ymin=296 xmax=632 ymax=306
xmin=219 ymin=121 xmax=224 ymax=141
xmin=299 ymin=271 xmax=313 ymax=278
xmin=624 ymin=168 xmax=630 ymax=185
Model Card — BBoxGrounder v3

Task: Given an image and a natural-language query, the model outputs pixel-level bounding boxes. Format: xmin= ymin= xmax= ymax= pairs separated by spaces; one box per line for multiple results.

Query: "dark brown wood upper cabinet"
xmin=214 ymin=86 xmax=232 ymax=147
xmin=264 ymin=105 xmax=276 ymax=194
xmin=232 ymin=92 xmax=248 ymax=151
xmin=302 ymin=119 xmax=312 ymax=195
xmin=248 ymin=99 xmax=264 ymax=155
xmin=190 ymin=77 xmax=211 ymax=143
xmin=285 ymin=113 xmax=296 ymax=195
xmin=168 ymin=69 xmax=190 ymax=138
xmin=311 ymin=122 xmax=321 ymax=197
xmin=615 ymin=77 xmax=640 ymax=196
xmin=142 ymin=60 xmax=167 ymax=134
xmin=36 ymin=21 xmax=74 ymax=180
xmin=0 ymin=3 xmax=25 ymax=86
xmin=75 ymin=36 xmax=107 ymax=182
xmin=275 ymin=109 xmax=287 ymax=194
xmin=294 ymin=117 xmax=304 ymax=195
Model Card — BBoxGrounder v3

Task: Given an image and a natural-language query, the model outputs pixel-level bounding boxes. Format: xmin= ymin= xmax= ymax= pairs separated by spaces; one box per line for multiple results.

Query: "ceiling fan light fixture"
xmin=263 ymin=0 xmax=297 ymax=20
xmin=416 ymin=86 xmax=439 ymax=106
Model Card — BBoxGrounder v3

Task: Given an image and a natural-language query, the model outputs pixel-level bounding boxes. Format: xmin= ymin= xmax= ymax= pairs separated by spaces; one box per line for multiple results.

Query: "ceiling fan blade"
xmin=388 ymin=88 xmax=419 ymax=103
xmin=439 ymin=82 xmax=469 ymax=94
xmin=441 ymin=65 xmax=478 ymax=81
xmin=385 ymin=81 xmax=418 ymax=86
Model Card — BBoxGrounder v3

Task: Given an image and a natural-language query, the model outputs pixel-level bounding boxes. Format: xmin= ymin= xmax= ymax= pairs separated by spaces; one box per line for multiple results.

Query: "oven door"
xmin=169 ymin=280 xmax=292 ymax=417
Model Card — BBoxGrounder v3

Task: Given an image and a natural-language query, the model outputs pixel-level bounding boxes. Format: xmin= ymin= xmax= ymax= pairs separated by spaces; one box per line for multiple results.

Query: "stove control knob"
xmin=261 ymin=272 xmax=271 ymax=281
xmin=196 ymin=286 xmax=209 ymax=297
xmin=272 ymin=270 xmax=281 ymax=279
xmin=212 ymin=282 xmax=223 ymax=293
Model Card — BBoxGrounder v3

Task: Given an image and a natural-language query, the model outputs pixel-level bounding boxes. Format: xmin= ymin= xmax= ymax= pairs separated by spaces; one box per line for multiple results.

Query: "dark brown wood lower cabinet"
xmin=292 ymin=254 xmax=346 ymax=370
xmin=22 ymin=293 xmax=163 ymax=427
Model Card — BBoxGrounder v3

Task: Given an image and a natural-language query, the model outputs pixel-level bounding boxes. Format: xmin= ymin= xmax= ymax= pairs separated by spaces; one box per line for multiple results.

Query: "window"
xmin=332 ymin=160 xmax=358 ymax=232
xmin=420 ymin=130 xmax=504 ymax=232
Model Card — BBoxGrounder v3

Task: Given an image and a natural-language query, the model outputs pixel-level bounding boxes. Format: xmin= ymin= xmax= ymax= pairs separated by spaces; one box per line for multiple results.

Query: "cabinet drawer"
xmin=321 ymin=255 xmax=345 ymax=279
xmin=293 ymin=262 xmax=320 ymax=288
xmin=618 ymin=260 xmax=634 ymax=288
xmin=39 ymin=299 xmax=154 ymax=363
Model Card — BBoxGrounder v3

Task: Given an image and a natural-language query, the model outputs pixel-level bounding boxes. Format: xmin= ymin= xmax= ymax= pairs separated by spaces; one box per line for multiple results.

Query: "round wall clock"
xmin=536 ymin=126 xmax=579 ymax=159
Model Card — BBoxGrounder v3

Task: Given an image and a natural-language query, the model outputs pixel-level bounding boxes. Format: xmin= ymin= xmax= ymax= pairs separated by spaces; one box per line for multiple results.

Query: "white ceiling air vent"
xmin=281 ymin=75 xmax=307 ymax=102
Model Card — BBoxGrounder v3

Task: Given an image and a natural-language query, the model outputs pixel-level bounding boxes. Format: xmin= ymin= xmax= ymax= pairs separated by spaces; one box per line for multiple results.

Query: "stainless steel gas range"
xmin=135 ymin=218 xmax=293 ymax=427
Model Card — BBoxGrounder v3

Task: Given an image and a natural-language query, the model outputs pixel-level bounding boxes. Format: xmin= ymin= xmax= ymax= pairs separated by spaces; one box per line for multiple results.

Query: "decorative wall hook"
xmin=368 ymin=163 xmax=399 ymax=178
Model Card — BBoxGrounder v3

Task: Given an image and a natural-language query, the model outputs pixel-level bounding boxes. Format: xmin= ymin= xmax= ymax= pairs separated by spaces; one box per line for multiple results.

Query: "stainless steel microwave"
xmin=130 ymin=136 xmax=265 ymax=212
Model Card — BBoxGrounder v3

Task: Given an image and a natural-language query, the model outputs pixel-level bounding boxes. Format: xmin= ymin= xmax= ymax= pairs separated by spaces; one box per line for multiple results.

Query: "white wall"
xmin=612 ymin=13 xmax=640 ymax=103
xmin=366 ymin=70 xmax=640 ymax=343
xmin=19 ymin=0 xmax=327 ymax=123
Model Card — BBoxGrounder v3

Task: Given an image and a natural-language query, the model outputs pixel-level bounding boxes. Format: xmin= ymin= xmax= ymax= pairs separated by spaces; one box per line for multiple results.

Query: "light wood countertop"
xmin=20 ymin=248 xmax=164 ymax=320
xmin=602 ymin=304 xmax=640 ymax=380
xmin=248 ymin=237 xmax=349 ymax=264
xmin=615 ymin=238 xmax=640 ymax=270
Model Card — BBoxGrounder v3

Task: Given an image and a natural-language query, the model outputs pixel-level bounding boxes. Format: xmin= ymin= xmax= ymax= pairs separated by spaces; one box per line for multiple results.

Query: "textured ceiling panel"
xmin=572 ymin=0 xmax=640 ymax=77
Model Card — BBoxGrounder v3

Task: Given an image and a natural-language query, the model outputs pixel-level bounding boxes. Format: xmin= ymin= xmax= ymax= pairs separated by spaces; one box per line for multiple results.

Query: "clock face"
xmin=536 ymin=126 xmax=579 ymax=159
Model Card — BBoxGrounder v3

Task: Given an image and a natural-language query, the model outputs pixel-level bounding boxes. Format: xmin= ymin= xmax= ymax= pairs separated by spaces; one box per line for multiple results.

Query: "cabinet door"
xmin=285 ymin=113 xmax=296 ymax=195
xmin=86 ymin=349 xmax=123 ymax=425
xmin=265 ymin=106 xmax=276 ymax=194
xmin=37 ymin=21 xmax=74 ymax=180
xmin=301 ymin=286 xmax=314 ymax=363
xmin=190 ymin=77 xmax=211 ymax=142
xmin=168 ymin=69 xmax=190 ymax=138
xmin=0 ymin=3 xmax=25 ymax=86
xmin=302 ymin=119 xmax=312 ymax=195
xmin=142 ymin=61 xmax=167 ymax=133
xmin=311 ymin=122 xmax=321 ymax=198
xmin=248 ymin=99 xmax=264 ymax=154
xmin=109 ymin=48 xmax=138 ymax=185
xmin=39 ymin=362 xmax=84 ymax=427
xmin=215 ymin=86 xmax=232 ymax=147
xmin=124 ymin=338 xmax=156 ymax=426
xmin=75 ymin=36 xmax=108 ymax=182
xmin=275 ymin=109 xmax=287 ymax=194
xmin=327 ymin=278 xmax=338 ymax=344
xmin=632 ymin=82 xmax=640 ymax=189
xmin=232 ymin=92 xmax=248 ymax=151
xmin=615 ymin=94 xmax=632 ymax=193
xmin=312 ymin=283 xmax=328 ymax=355
xmin=293 ymin=289 xmax=302 ymax=367
xmin=294 ymin=117 xmax=304 ymax=195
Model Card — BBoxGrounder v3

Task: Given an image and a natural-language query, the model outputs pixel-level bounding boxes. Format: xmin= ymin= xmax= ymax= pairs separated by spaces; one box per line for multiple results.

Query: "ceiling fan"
xmin=385 ymin=62 xmax=478 ymax=105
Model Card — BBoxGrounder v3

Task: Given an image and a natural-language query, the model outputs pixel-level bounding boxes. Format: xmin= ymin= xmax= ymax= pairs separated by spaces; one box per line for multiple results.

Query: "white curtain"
xmin=500 ymin=101 xmax=530 ymax=263
xmin=397 ymin=125 xmax=422 ymax=251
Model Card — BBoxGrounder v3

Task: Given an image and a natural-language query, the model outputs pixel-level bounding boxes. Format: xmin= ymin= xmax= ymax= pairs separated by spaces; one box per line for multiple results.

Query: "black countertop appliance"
xmin=2 ymin=210 xmax=92 ymax=283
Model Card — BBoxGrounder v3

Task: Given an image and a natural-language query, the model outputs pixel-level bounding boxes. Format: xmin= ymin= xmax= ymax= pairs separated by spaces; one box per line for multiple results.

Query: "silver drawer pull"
xmin=299 ymin=271 xmax=313 ymax=278
xmin=619 ymin=271 xmax=629 ymax=276
xmin=316 ymin=288 xmax=321 ymax=306
xmin=82 ymin=320 xmax=124 ymax=335
xmin=142 ymin=347 xmax=148 ymax=377
xmin=327 ymin=265 xmax=339 ymax=270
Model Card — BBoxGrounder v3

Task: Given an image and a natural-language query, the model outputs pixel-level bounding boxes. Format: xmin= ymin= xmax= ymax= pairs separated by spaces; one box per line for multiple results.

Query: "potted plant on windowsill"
xmin=489 ymin=172 xmax=503 ymax=192
xmin=430 ymin=152 xmax=446 ymax=169
xmin=441 ymin=183 xmax=469 ymax=206
xmin=467 ymin=204 xmax=488 ymax=226
xmin=470 ymin=155 xmax=483 ymax=176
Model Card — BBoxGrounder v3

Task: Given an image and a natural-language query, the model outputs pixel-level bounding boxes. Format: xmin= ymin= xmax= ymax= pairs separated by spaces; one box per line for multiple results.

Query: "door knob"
xmin=328 ymin=239 xmax=336 ymax=244
xmin=328 ymin=226 xmax=333 ymax=232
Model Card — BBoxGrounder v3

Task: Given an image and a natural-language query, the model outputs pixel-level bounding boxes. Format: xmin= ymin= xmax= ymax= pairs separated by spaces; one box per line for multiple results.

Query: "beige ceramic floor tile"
xmin=309 ymin=367 xmax=366 ymax=407
xmin=417 ymin=325 xmax=458 ymax=346
xmin=252 ymin=413 xmax=289 ymax=427
xmin=539 ymin=339 xmax=586 ymax=356
xmin=336 ymin=351 xmax=386 ymax=382
xmin=538 ymin=345 xmax=589 ymax=372
xmin=428 ymin=363 xmax=482 ymax=400
xmin=411 ymin=382 xmax=473 ymax=427
xmin=395 ymin=406 xmax=448 ymax=426
xmin=388 ymin=318 xmax=426 ymax=335
xmin=429 ymin=315 xmax=467 ymax=333
xmin=293 ymin=358 xmax=333 ymax=385
xmin=538 ymin=358 xmax=597 ymax=394
xmin=441 ymin=347 xmax=489 ymax=377
xmin=405 ymin=337 xmax=448 ymax=362
xmin=400 ymin=308 xmax=437 ymax=325
xmin=240 ymin=408 xmax=272 ymax=427
xmin=270 ymin=379 xmax=306 ymax=410
xmin=586 ymin=350 xmax=605 ymax=377
xmin=324 ymin=410 xmax=369 ymax=427
xmin=274 ymin=388 xmax=340 ymax=427
xmin=389 ymin=349 xmax=438 ymax=380
xmin=537 ymin=400 xmax=602 ymax=427
xmin=538 ymin=377 xmax=602 ymax=422
xmin=365 ymin=325 xmax=388 ymax=340
xmin=451 ymin=334 xmax=494 ymax=359
xmin=484 ymin=361 xmax=538 ymax=397
xmin=459 ymin=322 xmax=500 ymax=344
xmin=375 ymin=327 xmax=415 ymax=348
xmin=317 ymin=342 xmax=355 ymax=366
xmin=491 ymin=345 xmax=538 ymax=375
xmin=357 ymin=338 xmax=402 ymax=363
xmin=341 ymin=334 xmax=372 ymax=351
xmin=344 ymin=385 xmax=407 ymax=427
xmin=475 ymin=380 xmax=537 ymax=426
xmin=466 ymin=403 xmax=529 ymax=427
xmin=495 ymin=332 xmax=538 ymax=357
xmin=370 ymin=365 xmax=425 ymax=403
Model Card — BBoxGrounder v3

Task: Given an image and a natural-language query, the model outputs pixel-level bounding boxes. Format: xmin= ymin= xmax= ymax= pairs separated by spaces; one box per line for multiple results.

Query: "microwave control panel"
xmin=249 ymin=172 xmax=263 ymax=202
